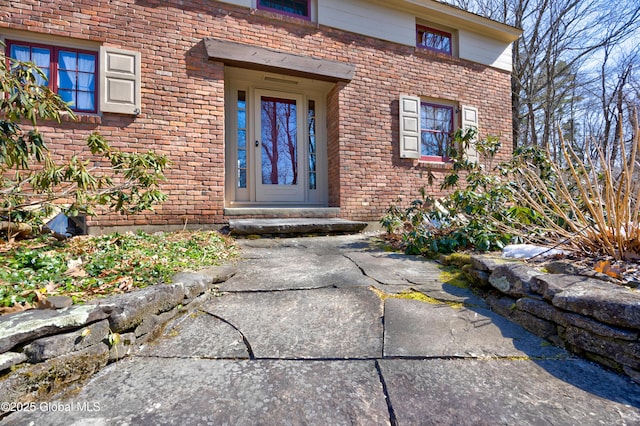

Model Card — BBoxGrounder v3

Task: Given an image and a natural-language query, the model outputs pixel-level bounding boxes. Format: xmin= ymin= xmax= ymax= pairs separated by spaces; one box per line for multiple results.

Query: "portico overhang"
xmin=204 ymin=38 xmax=355 ymax=82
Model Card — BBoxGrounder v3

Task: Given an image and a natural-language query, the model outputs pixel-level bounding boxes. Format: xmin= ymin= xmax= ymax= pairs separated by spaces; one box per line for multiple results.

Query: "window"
xmin=416 ymin=25 xmax=452 ymax=55
xmin=237 ymin=91 xmax=248 ymax=189
xmin=420 ymin=102 xmax=454 ymax=161
xmin=400 ymin=96 xmax=478 ymax=162
xmin=258 ymin=0 xmax=310 ymax=19
xmin=7 ymin=40 xmax=98 ymax=113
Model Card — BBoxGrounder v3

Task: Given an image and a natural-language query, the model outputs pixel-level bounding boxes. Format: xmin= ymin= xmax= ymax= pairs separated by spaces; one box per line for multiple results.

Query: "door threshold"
xmin=228 ymin=218 xmax=367 ymax=236
xmin=224 ymin=207 xmax=340 ymax=217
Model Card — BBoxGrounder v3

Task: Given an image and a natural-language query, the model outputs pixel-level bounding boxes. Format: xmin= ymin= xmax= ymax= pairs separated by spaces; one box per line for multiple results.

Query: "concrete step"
xmin=228 ymin=218 xmax=368 ymax=236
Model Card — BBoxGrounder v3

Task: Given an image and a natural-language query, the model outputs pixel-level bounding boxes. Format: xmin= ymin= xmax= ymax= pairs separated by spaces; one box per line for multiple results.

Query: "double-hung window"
xmin=416 ymin=25 xmax=452 ymax=55
xmin=420 ymin=102 xmax=454 ymax=161
xmin=7 ymin=40 xmax=98 ymax=113
xmin=258 ymin=0 xmax=310 ymax=19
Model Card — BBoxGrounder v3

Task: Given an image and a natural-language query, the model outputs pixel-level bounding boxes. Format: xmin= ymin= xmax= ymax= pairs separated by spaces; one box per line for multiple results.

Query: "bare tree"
xmin=445 ymin=0 xmax=640 ymax=154
xmin=261 ymin=100 xmax=280 ymax=184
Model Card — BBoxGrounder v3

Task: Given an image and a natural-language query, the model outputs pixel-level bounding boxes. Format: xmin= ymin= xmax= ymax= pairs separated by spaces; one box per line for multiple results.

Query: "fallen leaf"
xmin=44 ymin=282 xmax=58 ymax=293
xmin=27 ymin=242 xmax=48 ymax=250
xmin=67 ymin=258 xmax=83 ymax=269
xmin=594 ymin=260 xmax=624 ymax=280
xmin=64 ymin=267 xmax=87 ymax=278
xmin=19 ymin=289 xmax=46 ymax=304
xmin=0 ymin=303 xmax=31 ymax=314
xmin=594 ymin=260 xmax=607 ymax=273
xmin=116 ymin=276 xmax=134 ymax=292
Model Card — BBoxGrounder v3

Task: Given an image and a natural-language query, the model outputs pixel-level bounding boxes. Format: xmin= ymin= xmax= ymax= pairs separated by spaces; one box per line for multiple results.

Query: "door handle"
xmin=255 ymin=140 xmax=259 ymax=147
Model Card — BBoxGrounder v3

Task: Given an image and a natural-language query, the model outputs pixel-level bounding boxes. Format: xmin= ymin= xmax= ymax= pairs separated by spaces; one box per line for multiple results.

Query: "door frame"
xmin=224 ymin=67 xmax=332 ymax=207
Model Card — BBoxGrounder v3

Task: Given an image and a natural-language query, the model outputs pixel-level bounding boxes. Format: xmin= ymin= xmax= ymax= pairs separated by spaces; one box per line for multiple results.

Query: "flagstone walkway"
xmin=5 ymin=234 xmax=640 ymax=425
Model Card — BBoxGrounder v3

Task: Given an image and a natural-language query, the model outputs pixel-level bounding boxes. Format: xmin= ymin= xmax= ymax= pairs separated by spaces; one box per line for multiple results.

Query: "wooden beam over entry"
xmin=203 ymin=38 xmax=355 ymax=82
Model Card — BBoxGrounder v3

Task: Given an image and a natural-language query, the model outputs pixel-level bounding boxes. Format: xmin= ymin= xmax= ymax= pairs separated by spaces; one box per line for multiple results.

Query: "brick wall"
xmin=2 ymin=0 xmax=513 ymax=228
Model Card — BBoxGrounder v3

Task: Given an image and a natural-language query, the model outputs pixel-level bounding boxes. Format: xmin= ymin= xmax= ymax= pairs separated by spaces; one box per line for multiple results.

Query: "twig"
xmin=524 ymin=223 xmax=594 ymax=262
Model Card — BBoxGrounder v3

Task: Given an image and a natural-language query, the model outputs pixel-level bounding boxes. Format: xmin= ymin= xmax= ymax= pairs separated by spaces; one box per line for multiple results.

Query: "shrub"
xmin=381 ymin=130 xmax=521 ymax=255
xmin=383 ymin=113 xmax=640 ymax=261
xmin=510 ymin=113 xmax=640 ymax=260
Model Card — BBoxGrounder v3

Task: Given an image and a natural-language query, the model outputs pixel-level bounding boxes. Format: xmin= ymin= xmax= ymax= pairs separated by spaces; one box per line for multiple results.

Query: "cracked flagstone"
xmin=203 ymin=287 xmax=383 ymax=359
xmin=219 ymin=253 xmax=377 ymax=291
xmin=346 ymin=251 xmax=488 ymax=307
xmin=383 ymin=297 xmax=567 ymax=359
xmin=379 ymin=358 xmax=640 ymax=425
xmin=138 ymin=310 xmax=249 ymax=359
xmin=4 ymin=359 xmax=390 ymax=426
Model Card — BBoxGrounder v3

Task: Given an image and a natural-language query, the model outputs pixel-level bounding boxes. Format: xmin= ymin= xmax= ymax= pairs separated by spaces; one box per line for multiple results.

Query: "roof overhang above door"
xmin=204 ymin=38 xmax=355 ymax=82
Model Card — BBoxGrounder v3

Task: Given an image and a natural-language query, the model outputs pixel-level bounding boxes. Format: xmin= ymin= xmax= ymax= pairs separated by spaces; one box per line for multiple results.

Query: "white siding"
xmin=459 ymin=30 xmax=512 ymax=72
xmin=319 ymin=0 xmax=415 ymax=46
xmin=215 ymin=0 xmax=515 ymax=71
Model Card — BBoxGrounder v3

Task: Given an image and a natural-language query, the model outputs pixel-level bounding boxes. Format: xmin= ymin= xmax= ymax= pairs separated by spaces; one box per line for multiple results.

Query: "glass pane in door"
xmin=261 ymin=96 xmax=297 ymax=185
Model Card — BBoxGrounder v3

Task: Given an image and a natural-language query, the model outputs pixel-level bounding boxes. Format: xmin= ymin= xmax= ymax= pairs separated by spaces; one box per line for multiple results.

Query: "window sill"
xmin=251 ymin=8 xmax=316 ymax=26
xmin=417 ymin=159 xmax=453 ymax=170
xmin=60 ymin=112 xmax=102 ymax=125
xmin=414 ymin=47 xmax=459 ymax=62
xmin=420 ymin=154 xmax=451 ymax=162
xmin=256 ymin=5 xmax=311 ymax=21
xmin=416 ymin=46 xmax=452 ymax=56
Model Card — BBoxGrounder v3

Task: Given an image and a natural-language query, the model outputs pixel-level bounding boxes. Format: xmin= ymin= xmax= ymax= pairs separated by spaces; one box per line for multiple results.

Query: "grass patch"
xmin=369 ymin=286 xmax=464 ymax=309
xmin=0 ymin=230 xmax=238 ymax=312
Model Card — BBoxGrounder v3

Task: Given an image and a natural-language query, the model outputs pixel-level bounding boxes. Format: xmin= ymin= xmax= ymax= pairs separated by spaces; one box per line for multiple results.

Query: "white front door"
xmin=254 ymin=90 xmax=305 ymax=202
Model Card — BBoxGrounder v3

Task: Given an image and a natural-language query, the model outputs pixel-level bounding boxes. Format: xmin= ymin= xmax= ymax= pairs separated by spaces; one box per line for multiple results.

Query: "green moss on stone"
xmin=441 ymin=253 xmax=473 ymax=267
xmin=439 ymin=265 xmax=471 ymax=289
xmin=369 ymin=287 xmax=463 ymax=309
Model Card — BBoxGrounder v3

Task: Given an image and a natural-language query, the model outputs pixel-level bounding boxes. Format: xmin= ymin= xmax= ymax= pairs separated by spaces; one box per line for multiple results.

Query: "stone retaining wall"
xmin=463 ymin=255 xmax=640 ymax=383
xmin=0 ymin=266 xmax=236 ymax=414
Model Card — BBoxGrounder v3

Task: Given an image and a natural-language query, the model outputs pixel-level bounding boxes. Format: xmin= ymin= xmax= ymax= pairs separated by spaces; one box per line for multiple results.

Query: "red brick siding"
xmin=2 ymin=0 xmax=513 ymax=227
xmin=326 ymin=81 xmax=343 ymax=208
